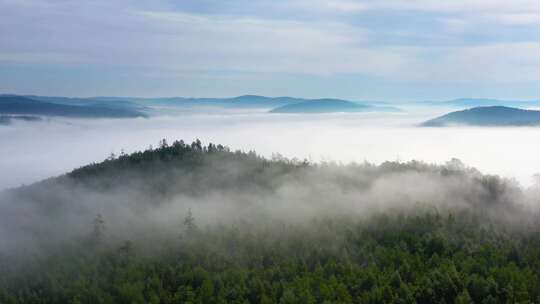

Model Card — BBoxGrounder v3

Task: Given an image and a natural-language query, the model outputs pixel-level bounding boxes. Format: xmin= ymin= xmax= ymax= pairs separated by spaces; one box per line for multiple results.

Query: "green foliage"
xmin=3 ymin=211 xmax=540 ymax=303
xmin=3 ymin=140 xmax=540 ymax=303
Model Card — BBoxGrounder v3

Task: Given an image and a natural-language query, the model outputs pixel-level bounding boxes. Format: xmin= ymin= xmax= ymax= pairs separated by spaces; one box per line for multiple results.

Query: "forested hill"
xmin=422 ymin=106 xmax=540 ymax=127
xmin=2 ymin=140 xmax=540 ymax=303
xmin=269 ymin=99 xmax=371 ymax=113
xmin=0 ymin=95 xmax=147 ymax=118
xmin=269 ymin=99 xmax=400 ymax=113
xmin=63 ymin=139 xmax=306 ymax=195
xmin=62 ymin=139 xmax=508 ymax=203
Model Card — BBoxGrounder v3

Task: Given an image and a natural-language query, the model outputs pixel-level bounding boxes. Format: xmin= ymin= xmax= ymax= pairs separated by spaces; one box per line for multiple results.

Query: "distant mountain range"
xmin=422 ymin=106 xmax=540 ymax=127
xmin=20 ymin=95 xmax=144 ymax=109
xmin=1 ymin=94 xmax=401 ymax=116
xmin=0 ymin=95 xmax=147 ymax=118
xmin=96 ymin=95 xmax=389 ymax=112
xmin=91 ymin=95 xmax=305 ymax=109
xmin=269 ymin=99 xmax=400 ymax=113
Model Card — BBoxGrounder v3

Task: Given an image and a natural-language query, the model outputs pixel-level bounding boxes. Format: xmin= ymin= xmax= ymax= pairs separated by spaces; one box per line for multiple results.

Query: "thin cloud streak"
xmin=2 ymin=0 xmax=540 ymax=99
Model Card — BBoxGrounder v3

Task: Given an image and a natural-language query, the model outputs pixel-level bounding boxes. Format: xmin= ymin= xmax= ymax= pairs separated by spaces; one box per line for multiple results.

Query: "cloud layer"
xmin=1 ymin=0 xmax=540 ymax=99
xmin=2 ymin=111 xmax=540 ymax=190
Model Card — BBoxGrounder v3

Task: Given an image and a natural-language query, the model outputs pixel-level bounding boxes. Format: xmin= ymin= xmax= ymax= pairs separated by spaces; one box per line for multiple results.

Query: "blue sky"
xmin=2 ymin=0 xmax=540 ymax=101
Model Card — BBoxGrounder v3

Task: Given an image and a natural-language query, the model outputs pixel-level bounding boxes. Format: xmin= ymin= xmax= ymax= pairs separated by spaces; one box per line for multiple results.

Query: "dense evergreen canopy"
xmin=1 ymin=140 xmax=540 ymax=303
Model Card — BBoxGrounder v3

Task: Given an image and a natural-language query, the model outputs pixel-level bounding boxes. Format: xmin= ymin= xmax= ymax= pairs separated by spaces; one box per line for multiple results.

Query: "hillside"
xmin=0 ymin=115 xmax=42 ymax=125
xmin=0 ymin=95 xmax=147 ymax=118
xmin=422 ymin=106 xmax=540 ymax=126
xmin=93 ymin=95 xmax=303 ymax=108
xmin=117 ymin=95 xmax=361 ymax=110
xmin=269 ymin=99 xmax=400 ymax=113
xmin=2 ymin=140 xmax=540 ymax=303
xmin=269 ymin=99 xmax=368 ymax=113
xmin=21 ymin=95 xmax=145 ymax=109
xmin=2 ymin=94 xmax=401 ymax=114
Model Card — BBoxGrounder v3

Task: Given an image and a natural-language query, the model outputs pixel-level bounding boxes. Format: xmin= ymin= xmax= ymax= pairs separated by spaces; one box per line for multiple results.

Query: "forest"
xmin=1 ymin=140 xmax=540 ymax=303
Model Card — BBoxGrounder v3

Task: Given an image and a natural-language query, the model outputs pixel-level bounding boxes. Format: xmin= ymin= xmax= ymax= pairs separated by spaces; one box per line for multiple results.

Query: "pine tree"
xmin=184 ymin=208 xmax=197 ymax=233
xmin=91 ymin=213 xmax=105 ymax=245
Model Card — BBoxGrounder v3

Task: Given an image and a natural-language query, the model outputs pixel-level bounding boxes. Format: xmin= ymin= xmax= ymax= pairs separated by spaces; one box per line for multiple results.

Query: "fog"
xmin=1 ymin=108 xmax=540 ymax=190
xmin=0 ymin=136 xmax=534 ymax=257
xmin=3 ymin=108 xmax=540 ymax=259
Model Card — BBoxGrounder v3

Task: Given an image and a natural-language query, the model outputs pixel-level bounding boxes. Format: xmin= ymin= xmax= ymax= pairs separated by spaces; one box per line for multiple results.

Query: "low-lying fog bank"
xmin=1 ymin=109 xmax=540 ymax=190
xmin=1 ymin=139 xmax=540 ymax=258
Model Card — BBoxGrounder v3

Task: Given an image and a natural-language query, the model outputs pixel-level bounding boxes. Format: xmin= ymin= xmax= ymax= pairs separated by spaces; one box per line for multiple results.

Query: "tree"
xmin=191 ymin=139 xmax=202 ymax=151
xmin=91 ymin=213 xmax=105 ymax=245
xmin=280 ymin=288 xmax=297 ymax=304
xmin=184 ymin=208 xmax=197 ymax=233
xmin=159 ymin=138 xmax=169 ymax=149
xmin=107 ymin=152 xmax=116 ymax=161
xmin=455 ymin=290 xmax=472 ymax=304
xmin=119 ymin=240 xmax=133 ymax=260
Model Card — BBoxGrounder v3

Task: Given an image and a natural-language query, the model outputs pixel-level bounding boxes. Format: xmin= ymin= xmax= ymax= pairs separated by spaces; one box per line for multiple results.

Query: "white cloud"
xmin=363 ymin=0 xmax=540 ymax=14
xmin=1 ymin=0 xmax=407 ymax=77
xmin=2 ymin=0 xmax=540 ymax=89
xmin=484 ymin=13 xmax=540 ymax=25
xmin=285 ymin=0 xmax=367 ymax=13
xmin=137 ymin=10 xmax=407 ymax=75
xmin=298 ymin=0 xmax=540 ymax=25
xmin=400 ymin=42 xmax=540 ymax=83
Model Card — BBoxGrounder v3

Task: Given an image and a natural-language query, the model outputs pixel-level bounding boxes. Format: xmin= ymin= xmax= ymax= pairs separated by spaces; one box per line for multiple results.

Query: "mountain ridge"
xmin=1 ymin=94 xmax=398 ymax=113
xmin=270 ymin=99 xmax=401 ymax=113
xmin=422 ymin=106 xmax=540 ymax=126
xmin=0 ymin=95 xmax=147 ymax=118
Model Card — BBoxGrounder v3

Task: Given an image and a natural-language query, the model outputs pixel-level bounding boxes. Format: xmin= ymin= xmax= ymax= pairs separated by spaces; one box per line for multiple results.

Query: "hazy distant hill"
xmin=94 ymin=95 xmax=395 ymax=111
xmin=269 ymin=99 xmax=368 ymax=113
xmin=114 ymin=95 xmax=307 ymax=109
xmin=0 ymin=115 xmax=42 ymax=125
xmin=422 ymin=106 xmax=540 ymax=126
xmin=0 ymin=94 xmax=317 ymax=117
xmin=225 ymin=95 xmax=305 ymax=107
xmin=0 ymin=95 xmax=147 ymax=118
xmin=15 ymin=94 xmax=306 ymax=111
xmin=269 ymin=99 xmax=400 ymax=113
xmin=424 ymin=98 xmax=540 ymax=108
xmin=22 ymin=95 xmax=144 ymax=110
xmin=1 ymin=94 xmax=399 ymax=114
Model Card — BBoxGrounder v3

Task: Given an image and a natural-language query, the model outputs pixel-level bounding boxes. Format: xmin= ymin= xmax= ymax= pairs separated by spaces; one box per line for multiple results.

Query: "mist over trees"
xmin=1 ymin=140 xmax=540 ymax=303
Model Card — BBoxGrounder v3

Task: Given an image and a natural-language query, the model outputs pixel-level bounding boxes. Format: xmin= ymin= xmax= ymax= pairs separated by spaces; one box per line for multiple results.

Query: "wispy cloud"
xmin=137 ymin=10 xmax=407 ymax=76
xmin=282 ymin=0 xmax=368 ymax=13
xmin=2 ymin=0 xmax=540 ymax=99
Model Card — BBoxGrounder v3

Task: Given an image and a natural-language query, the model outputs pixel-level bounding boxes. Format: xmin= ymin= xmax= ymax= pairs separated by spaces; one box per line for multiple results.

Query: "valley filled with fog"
xmin=2 ymin=106 xmax=540 ymax=190
xmin=7 ymin=0 xmax=540 ymax=301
